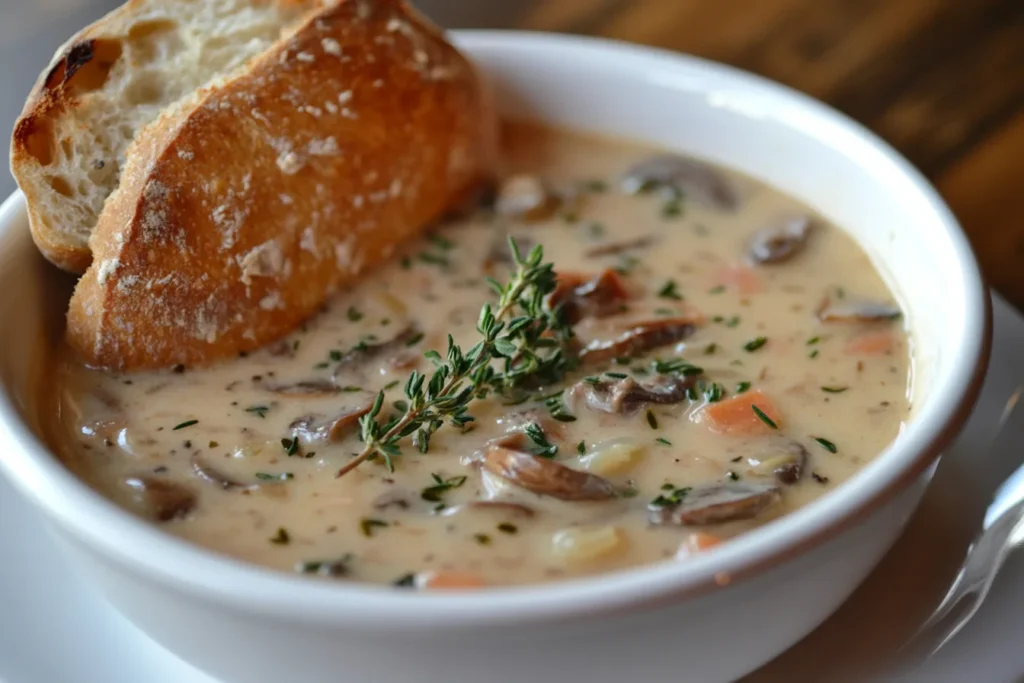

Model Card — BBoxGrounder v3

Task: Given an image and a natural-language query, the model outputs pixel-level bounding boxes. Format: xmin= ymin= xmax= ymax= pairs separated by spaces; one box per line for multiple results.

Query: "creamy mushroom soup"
xmin=48 ymin=123 xmax=911 ymax=588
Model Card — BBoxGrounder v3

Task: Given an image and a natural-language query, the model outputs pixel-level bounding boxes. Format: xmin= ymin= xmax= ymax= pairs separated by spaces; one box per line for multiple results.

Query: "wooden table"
xmin=436 ymin=0 xmax=1024 ymax=307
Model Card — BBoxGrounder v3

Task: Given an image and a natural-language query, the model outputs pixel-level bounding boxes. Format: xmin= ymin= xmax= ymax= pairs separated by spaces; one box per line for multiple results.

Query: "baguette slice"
xmin=66 ymin=0 xmax=497 ymax=370
xmin=11 ymin=0 xmax=331 ymax=273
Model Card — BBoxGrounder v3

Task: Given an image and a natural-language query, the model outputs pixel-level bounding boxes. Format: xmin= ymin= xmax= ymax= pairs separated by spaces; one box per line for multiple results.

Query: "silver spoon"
xmin=901 ymin=387 xmax=1024 ymax=659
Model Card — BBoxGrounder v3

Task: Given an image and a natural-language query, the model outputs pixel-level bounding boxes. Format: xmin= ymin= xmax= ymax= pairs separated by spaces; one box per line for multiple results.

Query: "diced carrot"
xmin=845 ymin=330 xmax=896 ymax=356
xmin=419 ymin=570 xmax=486 ymax=590
xmin=715 ymin=264 xmax=762 ymax=295
xmin=674 ymin=532 xmax=723 ymax=560
xmin=701 ymin=390 xmax=782 ymax=435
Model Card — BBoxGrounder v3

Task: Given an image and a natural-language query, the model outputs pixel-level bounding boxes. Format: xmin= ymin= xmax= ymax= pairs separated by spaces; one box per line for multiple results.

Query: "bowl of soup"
xmin=0 ymin=31 xmax=989 ymax=683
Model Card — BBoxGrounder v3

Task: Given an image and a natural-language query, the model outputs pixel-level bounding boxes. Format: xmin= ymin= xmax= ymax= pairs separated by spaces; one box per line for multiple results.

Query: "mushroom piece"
xmin=547 ymin=269 xmax=631 ymax=324
xmin=817 ymin=299 xmax=903 ymax=323
xmin=648 ymin=481 xmax=780 ymax=526
xmin=332 ymin=325 xmax=421 ymax=375
xmin=621 ymin=154 xmax=738 ymax=211
xmin=479 ymin=445 xmax=619 ymax=502
xmin=567 ymin=374 xmax=698 ymax=415
xmin=579 ymin=318 xmax=697 ymax=365
xmin=440 ymin=501 xmax=537 ymax=518
xmin=748 ymin=442 xmax=808 ymax=484
xmin=259 ymin=379 xmax=342 ymax=397
xmin=191 ymin=457 xmax=255 ymax=491
xmin=495 ymin=174 xmax=560 ymax=222
xmin=123 ymin=476 xmax=196 ymax=522
xmin=583 ymin=235 xmax=659 ymax=258
xmin=747 ymin=215 xmax=813 ymax=265
xmin=290 ymin=403 xmax=373 ymax=443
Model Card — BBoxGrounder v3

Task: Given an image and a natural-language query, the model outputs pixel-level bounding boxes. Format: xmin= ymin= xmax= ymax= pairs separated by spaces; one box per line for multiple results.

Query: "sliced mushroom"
xmin=648 ymin=481 xmax=780 ymax=526
xmin=548 ymin=269 xmax=631 ymax=324
xmin=290 ymin=403 xmax=373 ymax=443
xmin=479 ymin=445 xmax=619 ymax=501
xmin=621 ymin=155 xmax=738 ymax=211
xmin=747 ymin=215 xmax=813 ymax=265
xmin=568 ymin=374 xmax=698 ymax=415
xmin=191 ymin=456 xmax=254 ymax=491
xmin=495 ymin=174 xmax=560 ymax=222
xmin=579 ymin=318 xmax=697 ymax=365
xmin=332 ymin=326 xmax=421 ymax=375
xmin=440 ymin=501 xmax=536 ymax=518
xmin=123 ymin=476 xmax=196 ymax=522
xmin=749 ymin=441 xmax=808 ymax=484
xmin=817 ymin=299 xmax=903 ymax=323
xmin=584 ymin=235 xmax=659 ymax=258
xmin=260 ymin=379 xmax=341 ymax=397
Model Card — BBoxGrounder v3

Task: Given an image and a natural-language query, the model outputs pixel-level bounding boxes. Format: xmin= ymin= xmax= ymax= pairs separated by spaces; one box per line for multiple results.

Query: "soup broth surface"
xmin=51 ymin=123 xmax=911 ymax=588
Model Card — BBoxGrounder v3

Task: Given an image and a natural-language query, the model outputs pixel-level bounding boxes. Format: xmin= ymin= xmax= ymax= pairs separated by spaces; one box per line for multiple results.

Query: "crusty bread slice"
xmin=11 ymin=0 xmax=330 ymax=273
xmin=66 ymin=0 xmax=497 ymax=370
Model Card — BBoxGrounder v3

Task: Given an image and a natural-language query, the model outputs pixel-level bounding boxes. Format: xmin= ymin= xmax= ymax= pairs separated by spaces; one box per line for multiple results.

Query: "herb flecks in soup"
xmin=51 ymin=123 xmax=911 ymax=588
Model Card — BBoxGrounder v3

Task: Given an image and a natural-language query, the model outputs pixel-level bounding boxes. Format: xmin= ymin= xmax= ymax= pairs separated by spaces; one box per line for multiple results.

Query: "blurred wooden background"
xmin=433 ymin=0 xmax=1024 ymax=307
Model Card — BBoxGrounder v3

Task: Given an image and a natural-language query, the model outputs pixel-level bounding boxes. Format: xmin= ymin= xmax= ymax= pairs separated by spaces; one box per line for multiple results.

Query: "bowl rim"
xmin=0 ymin=29 xmax=991 ymax=631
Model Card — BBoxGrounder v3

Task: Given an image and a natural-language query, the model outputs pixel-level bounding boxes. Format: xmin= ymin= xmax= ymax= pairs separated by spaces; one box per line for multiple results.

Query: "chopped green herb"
xmin=497 ymin=523 xmax=518 ymax=535
xmin=429 ymin=234 xmax=454 ymax=250
xmin=583 ymin=179 xmax=608 ymax=193
xmin=654 ymin=307 xmax=676 ymax=316
xmin=346 ymin=306 xmax=363 ymax=322
xmin=655 ymin=437 xmax=672 ymax=446
xmin=661 ymin=482 xmax=676 ymax=491
xmin=751 ymin=405 xmax=778 ymax=430
xmin=418 ymin=252 xmax=449 ymax=267
xmin=814 ymin=437 xmax=838 ymax=453
xmin=661 ymin=198 xmax=683 ymax=218
xmin=727 ymin=471 xmax=740 ymax=481
xmin=726 ymin=316 xmax=741 ymax=328
xmin=400 ymin=256 xmax=412 ymax=270
xmin=657 ymin=280 xmax=683 ymax=301
xmin=651 ymin=358 xmax=703 ymax=376
xmin=172 ymin=419 xmax=198 ymax=431
xmin=587 ymin=222 xmax=606 ymax=238
xmin=604 ymin=371 xmax=629 ymax=379
xmin=704 ymin=342 xmax=718 ymax=355
xmin=296 ymin=554 xmax=352 ymax=577
xmin=809 ymin=349 xmax=820 ymax=359
xmin=245 ymin=405 xmax=269 ymax=419
xmin=255 ymin=472 xmax=294 ymax=481
xmin=281 ymin=437 xmax=300 ymax=457
xmin=393 ymin=573 xmax=417 ymax=587
xmin=405 ymin=332 xmax=424 ymax=347
xmin=382 ymin=380 xmax=400 ymax=391
xmin=821 ymin=386 xmax=848 ymax=393
xmin=341 ymin=385 xmax=364 ymax=393
xmin=646 ymin=409 xmax=659 ymax=429
xmin=561 ymin=211 xmax=580 ymax=224
xmin=524 ymin=422 xmax=559 ymax=458
xmin=473 ymin=533 xmax=492 ymax=546
xmin=806 ymin=336 xmax=821 ymax=346
xmin=313 ymin=362 xmax=330 ymax=370
xmin=421 ymin=473 xmax=467 ymax=502
xmin=650 ymin=486 xmax=692 ymax=508
xmin=735 ymin=381 xmax=752 ymax=393
xmin=835 ymin=287 xmax=846 ymax=299
xmin=744 ymin=337 xmax=768 ymax=352
xmin=328 ymin=349 xmax=344 ymax=362
xmin=393 ymin=399 xmax=409 ymax=412
xmin=360 ymin=518 xmax=389 ymax=537
xmin=615 ymin=255 xmax=640 ymax=275
xmin=577 ymin=440 xmax=586 ymax=454
xmin=708 ymin=285 xmax=726 ymax=295
xmin=208 ymin=440 xmax=219 ymax=448
xmin=704 ymin=382 xmax=725 ymax=403
xmin=269 ymin=527 xmax=290 ymax=545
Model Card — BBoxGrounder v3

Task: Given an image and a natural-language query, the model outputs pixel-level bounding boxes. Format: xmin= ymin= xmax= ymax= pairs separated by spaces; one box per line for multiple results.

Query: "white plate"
xmin=1 ymin=295 xmax=1021 ymax=683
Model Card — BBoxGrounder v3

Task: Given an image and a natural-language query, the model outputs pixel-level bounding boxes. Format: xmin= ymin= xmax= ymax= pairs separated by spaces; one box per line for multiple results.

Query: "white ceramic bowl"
xmin=0 ymin=32 xmax=990 ymax=683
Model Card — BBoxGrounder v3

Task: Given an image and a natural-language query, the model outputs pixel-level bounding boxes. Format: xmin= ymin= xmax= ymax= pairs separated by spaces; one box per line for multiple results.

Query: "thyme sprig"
xmin=336 ymin=239 xmax=574 ymax=477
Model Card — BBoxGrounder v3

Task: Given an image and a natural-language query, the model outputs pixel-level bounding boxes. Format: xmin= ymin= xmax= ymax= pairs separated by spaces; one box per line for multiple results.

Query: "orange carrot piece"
xmin=845 ymin=330 xmax=897 ymax=356
xmin=419 ymin=570 xmax=486 ymax=590
xmin=702 ymin=390 xmax=782 ymax=435
xmin=715 ymin=264 xmax=762 ymax=295
xmin=687 ymin=531 xmax=723 ymax=552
